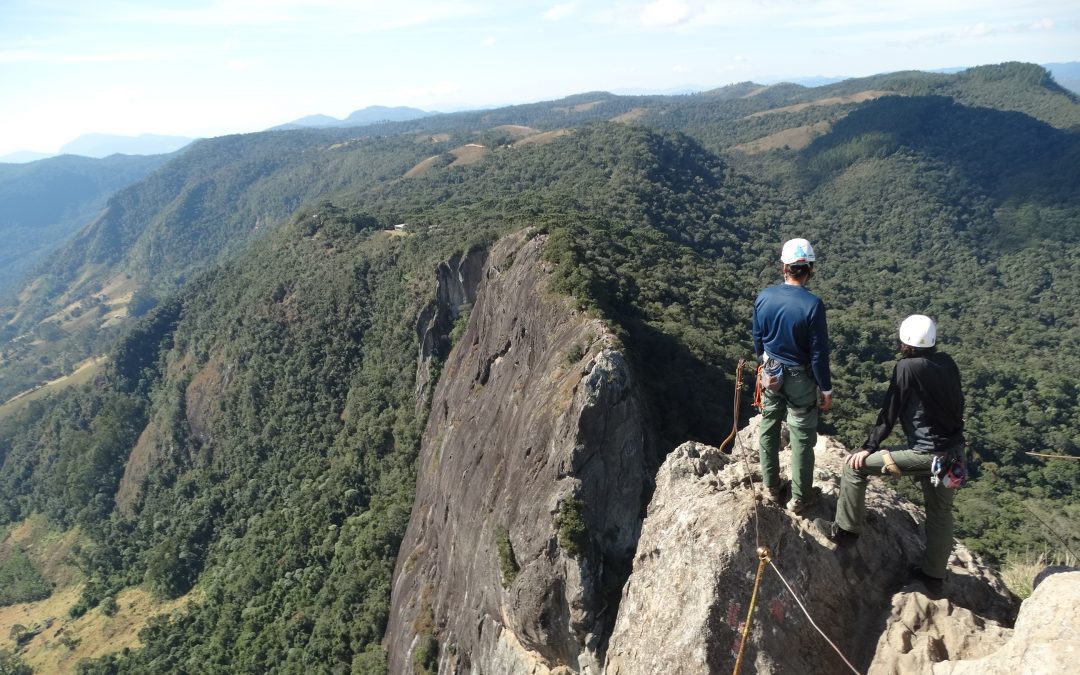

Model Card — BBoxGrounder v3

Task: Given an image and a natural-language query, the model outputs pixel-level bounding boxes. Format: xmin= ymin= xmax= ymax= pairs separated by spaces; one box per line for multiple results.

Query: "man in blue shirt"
xmin=753 ymin=238 xmax=833 ymax=515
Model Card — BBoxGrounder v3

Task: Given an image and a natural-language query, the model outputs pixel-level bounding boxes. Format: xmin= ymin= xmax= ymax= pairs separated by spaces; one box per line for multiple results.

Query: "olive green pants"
xmin=758 ymin=366 xmax=819 ymax=502
xmin=835 ymin=448 xmax=956 ymax=579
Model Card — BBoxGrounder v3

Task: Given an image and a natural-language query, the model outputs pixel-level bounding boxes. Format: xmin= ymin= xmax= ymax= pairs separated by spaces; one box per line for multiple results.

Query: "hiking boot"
xmin=760 ymin=480 xmax=791 ymax=507
xmin=788 ymin=487 xmax=821 ymax=516
xmin=813 ymin=518 xmax=858 ymax=544
xmin=908 ymin=565 xmax=945 ymax=594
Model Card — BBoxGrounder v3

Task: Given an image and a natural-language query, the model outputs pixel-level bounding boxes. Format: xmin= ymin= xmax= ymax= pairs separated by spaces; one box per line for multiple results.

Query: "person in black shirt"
xmin=815 ymin=315 xmax=965 ymax=590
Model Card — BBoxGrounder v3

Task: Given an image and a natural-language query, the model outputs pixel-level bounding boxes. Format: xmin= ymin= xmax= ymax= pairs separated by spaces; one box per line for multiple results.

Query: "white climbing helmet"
xmin=899 ymin=314 xmax=936 ymax=348
xmin=781 ymin=238 xmax=816 ymax=264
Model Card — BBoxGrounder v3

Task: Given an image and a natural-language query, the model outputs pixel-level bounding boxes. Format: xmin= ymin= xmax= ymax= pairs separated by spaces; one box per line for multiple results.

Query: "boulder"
xmin=925 ymin=569 xmax=1079 ymax=674
xmin=606 ymin=417 xmax=1017 ymax=674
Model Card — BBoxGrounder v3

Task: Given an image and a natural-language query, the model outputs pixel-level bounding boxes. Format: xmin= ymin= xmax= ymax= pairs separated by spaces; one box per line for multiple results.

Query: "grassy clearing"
xmin=731 ymin=120 xmax=836 ymax=154
xmin=745 ymin=90 xmax=895 ymax=118
xmin=1 ymin=586 xmax=190 ymax=674
xmin=404 ymin=155 xmax=445 ymax=178
xmin=512 ymin=129 xmax=573 ymax=147
xmin=0 ymin=515 xmax=190 ymax=673
xmin=1000 ymin=549 xmax=1077 ymax=599
xmin=611 ymin=108 xmax=648 ymax=124
xmin=449 ymin=144 xmax=489 ymax=166
xmin=491 ymin=125 xmax=538 ymax=140
xmin=0 ymin=515 xmax=83 ymax=589
xmin=553 ymin=100 xmax=603 ymax=113
xmin=0 ymin=356 xmax=106 ymax=421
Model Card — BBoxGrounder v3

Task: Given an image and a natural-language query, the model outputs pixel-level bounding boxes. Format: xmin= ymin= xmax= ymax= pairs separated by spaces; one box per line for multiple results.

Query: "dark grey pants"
xmin=835 ymin=448 xmax=955 ymax=579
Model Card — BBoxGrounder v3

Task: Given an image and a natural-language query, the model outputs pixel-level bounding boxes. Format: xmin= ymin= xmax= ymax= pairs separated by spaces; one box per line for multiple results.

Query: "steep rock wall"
xmin=605 ymin=418 xmax=1018 ymax=674
xmin=414 ymin=250 xmax=487 ymax=410
xmin=386 ymin=231 xmax=649 ymax=674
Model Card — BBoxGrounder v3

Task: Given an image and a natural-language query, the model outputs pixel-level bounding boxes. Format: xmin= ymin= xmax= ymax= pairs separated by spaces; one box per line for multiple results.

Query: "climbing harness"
xmin=720 ymin=359 xmax=746 ymax=454
xmin=930 ymin=445 xmax=967 ymax=488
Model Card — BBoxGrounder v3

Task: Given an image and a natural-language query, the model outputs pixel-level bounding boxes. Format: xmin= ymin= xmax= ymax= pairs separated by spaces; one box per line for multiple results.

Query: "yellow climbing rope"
xmin=719 ymin=358 xmax=745 ymax=454
xmin=732 ymin=546 xmax=771 ymax=675
xmin=728 ymin=359 xmax=862 ymax=675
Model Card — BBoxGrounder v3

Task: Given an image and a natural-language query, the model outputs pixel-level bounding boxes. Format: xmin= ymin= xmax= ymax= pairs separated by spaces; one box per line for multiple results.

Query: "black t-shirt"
xmin=864 ymin=351 xmax=965 ymax=452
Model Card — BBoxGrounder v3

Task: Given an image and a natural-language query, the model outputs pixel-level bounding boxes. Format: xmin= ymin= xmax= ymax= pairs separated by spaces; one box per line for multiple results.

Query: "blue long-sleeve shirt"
xmin=753 ymin=283 xmax=832 ymax=392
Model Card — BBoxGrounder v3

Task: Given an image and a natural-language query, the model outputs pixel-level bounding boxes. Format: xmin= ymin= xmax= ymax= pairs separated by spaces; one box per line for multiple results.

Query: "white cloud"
xmin=887 ymin=16 xmax=1067 ymax=47
xmin=672 ymin=63 xmax=689 ymax=73
xmin=124 ymin=0 xmax=484 ymax=32
xmin=613 ymin=0 xmax=1080 ymax=33
xmin=362 ymin=80 xmax=462 ymax=105
xmin=641 ymin=0 xmax=694 ymax=27
xmin=770 ymin=0 xmax=1078 ymax=36
xmin=543 ymin=2 xmax=579 ymax=21
xmin=227 ymin=58 xmax=260 ymax=71
xmin=483 ymin=35 xmax=497 ymax=47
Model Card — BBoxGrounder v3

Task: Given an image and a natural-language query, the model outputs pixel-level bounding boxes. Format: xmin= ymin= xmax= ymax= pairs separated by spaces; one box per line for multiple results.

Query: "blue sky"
xmin=1 ymin=0 xmax=1078 ymax=156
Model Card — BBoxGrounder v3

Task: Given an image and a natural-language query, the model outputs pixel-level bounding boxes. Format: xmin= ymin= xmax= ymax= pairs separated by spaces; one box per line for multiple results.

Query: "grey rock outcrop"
xmin=605 ymin=418 xmax=1018 ymax=674
xmin=870 ymin=591 xmax=1013 ymax=674
xmin=923 ymin=570 xmax=1080 ymax=674
xmin=385 ymin=230 xmax=648 ymax=674
xmin=414 ymin=248 xmax=487 ymax=410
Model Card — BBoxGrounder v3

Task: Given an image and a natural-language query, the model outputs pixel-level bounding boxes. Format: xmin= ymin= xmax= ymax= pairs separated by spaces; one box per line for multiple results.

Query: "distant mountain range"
xmin=778 ymin=62 xmax=1080 ymax=95
xmin=1044 ymin=61 xmax=1080 ymax=96
xmin=0 ymin=153 xmax=172 ymax=294
xmin=1 ymin=62 xmax=1074 ymax=166
xmin=272 ymin=105 xmax=433 ymax=130
xmin=0 ymin=133 xmax=193 ymax=164
xmin=0 ymin=109 xmax=435 ymax=164
xmin=58 ymin=133 xmax=194 ymax=159
xmin=0 ymin=150 xmax=53 ymax=163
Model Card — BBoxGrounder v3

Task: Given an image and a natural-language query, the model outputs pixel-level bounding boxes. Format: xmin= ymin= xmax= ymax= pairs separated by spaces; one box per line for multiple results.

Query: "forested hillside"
xmin=0 ymin=130 xmax=457 ymax=402
xmin=4 ymin=61 xmax=1075 ymax=403
xmin=0 ymin=154 xmax=170 ymax=294
xmin=0 ymin=63 xmax=1077 ymax=673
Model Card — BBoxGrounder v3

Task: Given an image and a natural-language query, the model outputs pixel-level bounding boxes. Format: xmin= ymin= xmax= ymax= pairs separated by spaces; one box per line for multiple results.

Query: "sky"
xmin=1 ymin=0 xmax=1078 ymax=157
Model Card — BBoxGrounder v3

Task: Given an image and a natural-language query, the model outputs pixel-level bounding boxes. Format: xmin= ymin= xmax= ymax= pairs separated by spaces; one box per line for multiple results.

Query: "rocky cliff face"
xmin=385 ymin=231 xmax=649 ymax=674
xmin=605 ymin=420 xmax=1017 ymax=674
xmin=414 ymin=249 xmax=487 ymax=411
xmin=923 ymin=569 xmax=1079 ymax=675
xmin=387 ymin=230 xmax=1068 ymax=675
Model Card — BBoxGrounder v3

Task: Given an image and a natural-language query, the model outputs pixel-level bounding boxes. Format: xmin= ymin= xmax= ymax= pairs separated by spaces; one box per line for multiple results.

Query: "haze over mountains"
xmin=4 ymin=62 xmax=1077 ymax=165
xmin=0 ymin=61 xmax=1077 ymax=673
xmin=271 ymin=105 xmax=433 ymax=130
xmin=0 ymin=153 xmax=171 ymax=293
xmin=0 ymin=106 xmax=434 ymax=164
